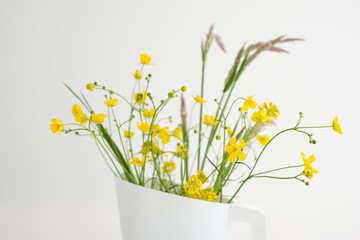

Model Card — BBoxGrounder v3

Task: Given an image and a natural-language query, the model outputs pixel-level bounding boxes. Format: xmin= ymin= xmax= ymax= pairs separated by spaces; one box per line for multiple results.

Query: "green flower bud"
xmin=216 ymin=135 xmax=221 ymax=140
xmin=181 ymin=86 xmax=187 ymax=92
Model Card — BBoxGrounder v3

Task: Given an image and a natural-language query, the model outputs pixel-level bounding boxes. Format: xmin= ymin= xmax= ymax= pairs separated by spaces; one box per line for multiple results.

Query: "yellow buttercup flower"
xmin=301 ymin=152 xmax=318 ymax=179
xmin=104 ymin=98 xmax=118 ymax=107
xmin=172 ymin=128 xmax=182 ymax=139
xmin=259 ymin=102 xmax=280 ymax=119
xmin=251 ymin=110 xmax=270 ymax=123
xmin=257 ymin=135 xmax=270 ymax=146
xmin=199 ymin=188 xmax=217 ymax=202
xmin=241 ymin=95 xmax=257 ymax=112
xmin=129 ymin=155 xmax=145 ymax=167
xmin=193 ymin=95 xmax=206 ymax=104
xmin=225 ymin=137 xmax=247 ymax=163
xmin=159 ymin=127 xmax=171 ymax=144
xmin=140 ymin=53 xmax=152 ymax=65
xmin=134 ymin=90 xmax=148 ymax=104
xmin=50 ymin=119 xmax=63 ymax=134
xmin=141 ymin=140 xmax=164 ymax=157
xmin=137 ymin=122 xmax=150 ymax=133
xmin=142 ymin=108 xmax=155 ymax=118
xmin=124 ymin=130 xmax=134 ymax=138
xmin=72 ymin=104 xmax=82 ymax=117
xmin=104 ymin=98 xmax=119 ymax=107
xmin=151 ymin=124 xmax=161 ymax=137
xmin=86 ymin=83 xmax=94 ymax=91
xmin=133 ymin=69 xmax=143 ymax=80
xmin=75 ymin=112 xmax=89 ymax=125
xmin=183 ymin=175 xmax=203 ymax=197
xmin=197 ymin=170 xmax=208 ymax=183
xmin=203 ymin=115 xmax=219 ymax=126
xmin=162 ymin=161 xmax=176 ymax=174
xmin=72 ymin=104 xmax=88 ymax=125
xmin=91 ymin=113 xmax=106 ymax=124
xmin=332 ymin=116 xmax=342 ymax=134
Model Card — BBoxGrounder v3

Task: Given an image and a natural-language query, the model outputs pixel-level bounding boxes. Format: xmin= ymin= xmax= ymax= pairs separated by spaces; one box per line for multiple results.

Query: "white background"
xmin=1 ymin=0 xmax=359 ymax=239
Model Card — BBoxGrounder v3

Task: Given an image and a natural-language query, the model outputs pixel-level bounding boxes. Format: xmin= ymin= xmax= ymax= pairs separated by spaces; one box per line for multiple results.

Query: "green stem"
xmin=197 ymin=61 xmax=206 ymax=170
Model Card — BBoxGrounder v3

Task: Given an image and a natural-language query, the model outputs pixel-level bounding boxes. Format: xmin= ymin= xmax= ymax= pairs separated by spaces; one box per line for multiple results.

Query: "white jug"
xmin=114 ymin=177 xmax=266 ymax=240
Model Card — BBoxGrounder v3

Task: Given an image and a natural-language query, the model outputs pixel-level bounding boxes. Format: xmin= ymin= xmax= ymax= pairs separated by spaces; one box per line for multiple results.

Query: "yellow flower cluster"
xmin=183 ymin=174 xmax=217 ymax=202
xmin=251 ymin=102 xmax=279 ymax=124
xmin=162 ymin=161 xmax=176 ymax=174
xmin=72 ymin=104 xmax=89 ymax=125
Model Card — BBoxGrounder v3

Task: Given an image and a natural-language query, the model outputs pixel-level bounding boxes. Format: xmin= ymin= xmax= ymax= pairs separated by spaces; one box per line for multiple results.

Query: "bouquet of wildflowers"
xmin=51 ymin=26 xmax=342 ymax=203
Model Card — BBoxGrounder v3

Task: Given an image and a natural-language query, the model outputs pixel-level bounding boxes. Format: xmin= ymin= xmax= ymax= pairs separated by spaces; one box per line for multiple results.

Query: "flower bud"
xmin=216 ymin=135 xmax=221 ymax=140
xmin=94 ymin=82 xmax=98 ymax=86
xmin=168 ymin=92 xmax=174 ymax=98
xmin=148 ymin=73 xmax=152 ymax=78
xmin=109 ymin=90 xmax=114 ymax=95
xmin=181 ymin=86 xmax=187 ymax=92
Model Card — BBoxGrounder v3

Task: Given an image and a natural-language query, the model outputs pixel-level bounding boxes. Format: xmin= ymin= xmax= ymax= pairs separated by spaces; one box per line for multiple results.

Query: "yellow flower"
xmin=129 ymin=155 xmax=145 ymax=167
xmin=134 ymin=90 xmax=147 ymax=104
xmin=50 ymin=119 xmax=63 ymax=134
xmin=172 ymin=145 xmax=187 ymax=158
xmin=181 ymin=86 xmax=187 ymax=92
xmin=226 ymin=126 xmax=232 ymax=136
xmin=183 ymin=175 xmax=203 ymax=197
xmin=251 ymin=110 xmax=270 ymax=123
xmin=142 ymin=108 xmax=155 ymax=118
xmin=193 ymin=95 xmax=206 ymax=104
xmin=91 ymin=113 xmax=106 ymax=124
xmin=225 ymin=137 xmax=247 ymax=163
xmin=133 ymin=69 xmax=143 ymax=80
xmin=75 ymin=112 xmax=89 ymax=125
xmin=332 ymin=116 xmax=342 ymax=134
xmin=301 ymin=152 xmax=318 ymax=179
xmin=137 ymin=122 xmax=150 ymax=133
xmin=151 ymin=124 xmax=161 ymax=137
xmin=124 ymin=130 xmax=134 ymax=138
xmin=259 ymin=102 xmax=280 ymax=119
xmin=86 ymin=83 xmax=94 ymax=91
xmin=72 ymin=104 xmax=88 ymax=125
xmin=199 ymin=188 xmax=217 ymax=202
xmin=203 ymin=115 xmax=219 ymax=126
xmin=257 ymin=135 xmax=270 ymax=146
xmin=197 ymin=170 xmax=208 ymax=183
xmin=104 ymin=98 xmax=118 ymax=107
xmin=162 ymin=161 xmax=176 ymax=174
xmin=172 ymin=128 xmax=182 ymax=139
xmin=140 ymin=53 xmax=152 ymax=65
xmin=159 ymin=127 xmax=171 ymax=144
xmin=241 ymin=96 xmax=257 ymax=112
xmin=141 ymin=140 xmax=165 ymax=157
xmin=72 ymin=104 xmax=82 ymax=117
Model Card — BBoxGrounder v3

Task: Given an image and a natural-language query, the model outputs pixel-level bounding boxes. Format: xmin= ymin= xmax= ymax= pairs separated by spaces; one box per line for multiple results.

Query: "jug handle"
xmin=228 ymin=204 xmax=266 ymax=240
